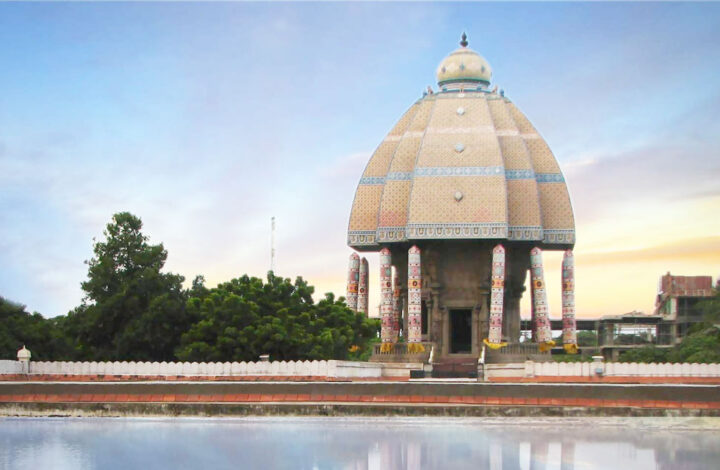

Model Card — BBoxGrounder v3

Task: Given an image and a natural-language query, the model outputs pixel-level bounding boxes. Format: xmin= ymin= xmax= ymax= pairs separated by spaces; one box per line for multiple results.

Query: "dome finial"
xmin=437 ymin=32 xmax=492 ymax=88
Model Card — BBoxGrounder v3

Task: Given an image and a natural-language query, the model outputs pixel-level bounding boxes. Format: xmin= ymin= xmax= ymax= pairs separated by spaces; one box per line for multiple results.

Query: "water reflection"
xmin=0 ymin=417 xmax=718 ymax=470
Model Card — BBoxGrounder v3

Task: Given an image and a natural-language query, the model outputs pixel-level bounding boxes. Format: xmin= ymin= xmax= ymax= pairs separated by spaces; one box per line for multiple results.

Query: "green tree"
xmin=618 ymin=298 xmax=720 ymax=363
xmin=0 ymin=297 xmax=74 ymax=360
xmin=176 ymin=272 xmax=379 ymax=362
xmin=697 ymin=290 xmax=720 ymax=324
xmin=577 ymin=331 xmax=598 ymax=347
xmin=618 ymin=345 xmax=669 ymax=363
xmin=666 ymin=326 xmax=720 ymax=363
xmin=66 ymin=212 xmax=193 ymax=361
xmin=663 ymin=290 xmax=720 ymax=363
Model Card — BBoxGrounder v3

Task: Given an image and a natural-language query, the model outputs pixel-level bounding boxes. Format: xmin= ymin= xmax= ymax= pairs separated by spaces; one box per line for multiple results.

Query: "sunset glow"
xmin=1 ymin=2 xmax=718 ymax=320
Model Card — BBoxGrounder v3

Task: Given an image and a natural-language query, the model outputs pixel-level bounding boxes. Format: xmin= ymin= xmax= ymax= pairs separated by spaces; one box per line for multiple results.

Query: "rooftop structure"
xmin=655 ymin=272 xmax=715 ymax=340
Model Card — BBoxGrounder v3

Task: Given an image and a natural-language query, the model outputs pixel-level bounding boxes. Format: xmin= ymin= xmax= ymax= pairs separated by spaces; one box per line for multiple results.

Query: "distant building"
xmin=596 ymin=312 xmax=670 ymax=361
xmin=655 ymin=272 xmax=715 ymax=340
xmin=517 ymin=272 xmax=717 ymax=360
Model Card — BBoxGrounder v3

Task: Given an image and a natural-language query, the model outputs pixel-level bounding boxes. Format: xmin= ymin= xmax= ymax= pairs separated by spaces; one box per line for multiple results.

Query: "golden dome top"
xmin=436 ymin=34 xmax=492 ymax=88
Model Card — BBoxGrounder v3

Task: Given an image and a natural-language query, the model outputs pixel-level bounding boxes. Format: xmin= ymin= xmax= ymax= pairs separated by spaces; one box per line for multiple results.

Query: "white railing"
xmin=531 ymin=361 xmax=720 ymax=378
xmin=5 ymin=358 xmax=718 ymax=379
xmin=0 ymin=359 xmax=388 ymax=379
xmin=0 ymin=360 xmax=22 ymax=375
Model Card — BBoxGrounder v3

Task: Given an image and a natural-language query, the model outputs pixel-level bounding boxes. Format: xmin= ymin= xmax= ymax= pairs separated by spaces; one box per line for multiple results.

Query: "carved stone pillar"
xmin=379 ymin=248 xmax=393 ymax=347
xmin=346 ymin=252 xmax=359 ymax=311
xmin=530 ymin=247 xmax=554 ymax=351
xmin=392 ymin=269 xmax=401 ymax=342
xmin=562 ymin=250 xmax=578 ymax=353
xmin=402 ymin=289 xmax=409 ymax=338
xmin=357 ymin=257 xmax=369 ymax=315
xmin=485 ymin=244 xmax=506 ymax=348
xmin=407 ymin=245 xmax=423 ymax=348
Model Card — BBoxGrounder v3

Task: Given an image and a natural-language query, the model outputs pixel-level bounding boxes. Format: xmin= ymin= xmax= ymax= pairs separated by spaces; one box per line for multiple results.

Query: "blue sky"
xmin=1 ymin=2 xmax=719 ymax=318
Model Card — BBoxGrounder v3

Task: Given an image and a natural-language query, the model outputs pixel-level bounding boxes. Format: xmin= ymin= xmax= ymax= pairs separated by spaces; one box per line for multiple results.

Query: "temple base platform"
xmin=484 ymin=342 xmax=551 ymax=364
xmin=369 ymin=342 xmax=433 ymax=364
xmin=370 ymin=341 xmax=552 ymax=378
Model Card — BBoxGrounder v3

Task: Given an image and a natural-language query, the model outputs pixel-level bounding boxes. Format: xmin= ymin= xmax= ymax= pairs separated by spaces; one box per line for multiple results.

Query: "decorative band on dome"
xmin=386 ymin=172 xmax=413 ymax=181
xmin=536 ymin=173 xmax=566 ymax=183
xmin=505 ymin=169 xmax=536 ymax=180
xmin=438 ymin=77 xmax=490 ymax=86
xmin=415 ymin=166 xmax=503 ymax=177
xmin=406 ymin=223 xmax=508 ymax=240
xmin=508 ymin=226 xmax=544 ymax=241
xmin=543 ymin=230 xmax=576 ymax=244
xmin=358 ymin=176 xmax=385 ymax=185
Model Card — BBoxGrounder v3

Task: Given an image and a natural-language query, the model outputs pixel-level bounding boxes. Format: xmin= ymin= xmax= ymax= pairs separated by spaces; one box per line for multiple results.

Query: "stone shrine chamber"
xmin=345 ymin=34 xmax=578 ymax=365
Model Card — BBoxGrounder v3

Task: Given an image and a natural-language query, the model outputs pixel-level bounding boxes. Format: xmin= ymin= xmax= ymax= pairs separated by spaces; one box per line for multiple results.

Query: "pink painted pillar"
xmin=392 ymin=269 xmax=401 ymax=342
xmin=380 ymin=248 xmax=394 ymax=347
xmin=530 ymin=247 xmax=555 ymax=351
xmin=357 ymin=257 xmax=369 ymax=316
xmin=346 ymin=252 xmax=359 ymax=311
xmin=407 ymin=245 xmax=423 ymax=349
xmin=562 ymin=250 xmax=578 ymax=353
xmin=485 ymin=244 xmax=507 ymax=348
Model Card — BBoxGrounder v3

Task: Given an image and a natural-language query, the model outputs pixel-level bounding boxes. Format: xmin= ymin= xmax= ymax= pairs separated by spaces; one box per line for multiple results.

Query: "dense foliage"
xmin=176 ymin=274 xmax=378 ymax=362
xmin=63 ymin=212 xmax=193 ymax=361
xmin=617 ymin=345 xmax=672 ymax=363
xmin=576 ymin=331 xmax=599 ymax=347
xmin=619 ymin=326 xmax=720 ymax=363
xmin=1 ymin=212 xmax=379 ymax=362
xmin=0 ymin=297 xmax=73 ymax=360
xmin=619 ymin=292 xmax=720 ymax=363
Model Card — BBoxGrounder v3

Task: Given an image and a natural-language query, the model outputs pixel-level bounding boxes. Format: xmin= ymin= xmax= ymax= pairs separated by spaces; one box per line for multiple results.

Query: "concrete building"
xmin=655 ymin=272 xmax=715 ymax=340
xmin=515 ymin=269 xmax=718 ymax=360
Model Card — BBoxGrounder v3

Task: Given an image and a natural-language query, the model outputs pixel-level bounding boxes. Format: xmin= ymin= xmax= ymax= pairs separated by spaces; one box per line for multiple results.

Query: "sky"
xmin=1 ymin=2 xmax=719 ymax=320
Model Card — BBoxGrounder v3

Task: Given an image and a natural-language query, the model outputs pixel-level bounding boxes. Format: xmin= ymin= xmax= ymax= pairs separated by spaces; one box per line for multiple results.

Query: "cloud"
xmin=563 ymin=110 xmax=720 ymax=227
xmin=577 ymin=236 xmax=720 ymax=266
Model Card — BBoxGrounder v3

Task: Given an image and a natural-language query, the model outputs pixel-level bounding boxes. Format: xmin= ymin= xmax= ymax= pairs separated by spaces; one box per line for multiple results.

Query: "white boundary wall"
xmin=5 ymin=359 xmax=718 ymax=379
xmin=528 ymin=361 xmax=720 ymax=378
xmin=0 ymin=359 xmax=423 ymax=379
xmin=0 ymin=360 xmax=22 ymax=375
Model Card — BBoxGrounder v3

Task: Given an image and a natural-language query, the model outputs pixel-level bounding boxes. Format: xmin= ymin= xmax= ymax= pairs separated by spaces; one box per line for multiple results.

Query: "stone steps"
xmin=431 ymin=358 xmax=478 ymax=378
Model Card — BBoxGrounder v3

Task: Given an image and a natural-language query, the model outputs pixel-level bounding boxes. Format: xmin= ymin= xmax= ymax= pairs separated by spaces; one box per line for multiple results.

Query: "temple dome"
xmin=436 ymin=33 xmax=492 ymax=87
xmin=347 ymin=36 xmax=575 ymax=251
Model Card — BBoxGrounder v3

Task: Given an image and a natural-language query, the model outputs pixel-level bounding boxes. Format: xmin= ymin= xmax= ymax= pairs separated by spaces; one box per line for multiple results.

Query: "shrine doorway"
xmin=449 ymin=309 xmax=472 ymax=354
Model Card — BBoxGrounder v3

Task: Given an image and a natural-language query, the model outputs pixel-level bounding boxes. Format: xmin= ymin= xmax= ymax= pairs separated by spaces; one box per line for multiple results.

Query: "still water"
xmin=1 ymin=417 xmax=719 ymax=470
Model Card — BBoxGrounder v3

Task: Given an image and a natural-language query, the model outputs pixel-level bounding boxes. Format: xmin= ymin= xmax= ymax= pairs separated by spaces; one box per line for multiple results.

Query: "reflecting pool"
xmin=1 ymin=417 xmax=719 ymax=469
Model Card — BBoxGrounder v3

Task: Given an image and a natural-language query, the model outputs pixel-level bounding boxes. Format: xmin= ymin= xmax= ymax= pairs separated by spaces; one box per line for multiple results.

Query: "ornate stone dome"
xmin=436 ymin=33 xmax=492 ymax=87
xmin=347 ymin=36 xmax=575 ymax=251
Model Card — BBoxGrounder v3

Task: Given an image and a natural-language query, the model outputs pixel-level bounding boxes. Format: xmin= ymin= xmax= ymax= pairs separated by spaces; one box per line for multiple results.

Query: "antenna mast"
xmin=270 ymin=216 xmax=276 ymax=273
